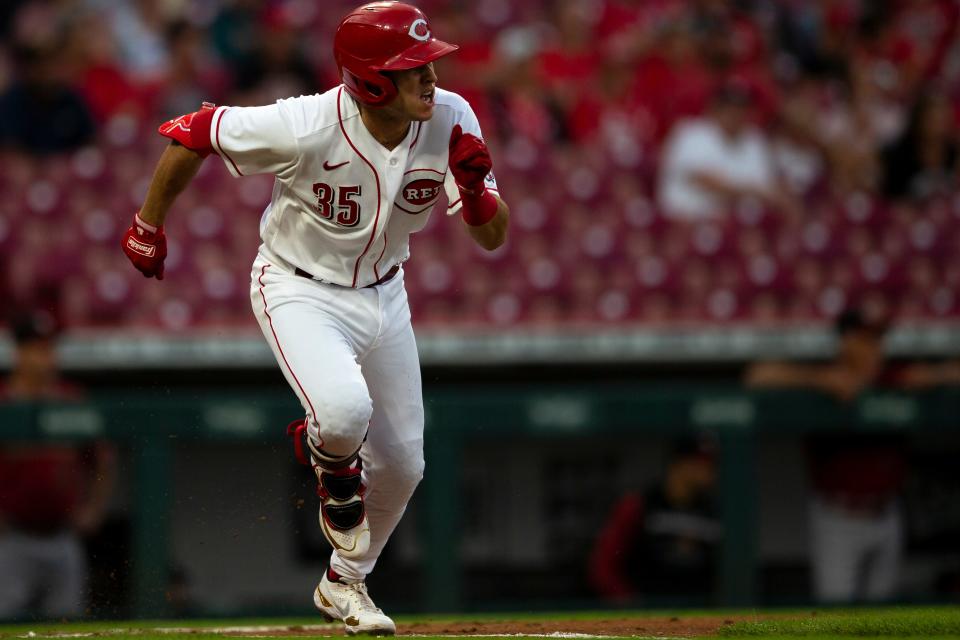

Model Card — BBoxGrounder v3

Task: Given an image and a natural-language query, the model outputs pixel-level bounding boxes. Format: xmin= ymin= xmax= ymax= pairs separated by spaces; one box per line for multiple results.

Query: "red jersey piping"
xmin=337 ymin=87 xmax=383 ymax=288
xmin=258 ymin=264 xmax=318 ymax=425
xmin=409 ymin=122 xmax=422 ymax=150
xmin=215 ymin=108 xmax=243 ymax=176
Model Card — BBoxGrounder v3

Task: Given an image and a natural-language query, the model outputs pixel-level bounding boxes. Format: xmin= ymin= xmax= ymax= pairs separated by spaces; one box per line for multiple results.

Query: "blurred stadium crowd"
xmin=1 ymin=0 xmax=959 ymax=329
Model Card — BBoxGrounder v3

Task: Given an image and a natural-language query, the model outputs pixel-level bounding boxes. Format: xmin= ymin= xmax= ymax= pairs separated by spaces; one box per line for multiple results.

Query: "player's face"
xmin=389 ymin=63 xmax=438 ymax=121
xmin=840 ymin=330 xmax=884 ymax=380
xmin=16 ymin=339 xmax=57 ymax=380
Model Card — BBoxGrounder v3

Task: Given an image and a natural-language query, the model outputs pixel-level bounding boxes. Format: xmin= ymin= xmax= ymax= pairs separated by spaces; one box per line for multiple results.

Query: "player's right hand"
xmin=121 ymin=213 xmax=167 ymax=280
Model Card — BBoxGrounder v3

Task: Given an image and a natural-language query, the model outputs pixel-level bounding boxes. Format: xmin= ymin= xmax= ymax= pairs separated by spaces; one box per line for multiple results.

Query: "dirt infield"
xmin=220 ymin=614 xmax=772 ymax=637
xmin=397 ymin=615 xmax=749 ymax=636
xmin=7 ymin=607 xmax=956 ymax=639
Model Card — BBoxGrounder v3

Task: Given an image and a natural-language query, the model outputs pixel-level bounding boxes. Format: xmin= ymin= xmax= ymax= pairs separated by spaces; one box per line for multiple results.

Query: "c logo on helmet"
xmin=408 ymin=18 xmax=430 ymax=41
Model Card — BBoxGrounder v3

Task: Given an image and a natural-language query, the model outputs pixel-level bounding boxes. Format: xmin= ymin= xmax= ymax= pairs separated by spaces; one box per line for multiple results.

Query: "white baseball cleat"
xmin=314 ymin=570 xmax=396 ymax=636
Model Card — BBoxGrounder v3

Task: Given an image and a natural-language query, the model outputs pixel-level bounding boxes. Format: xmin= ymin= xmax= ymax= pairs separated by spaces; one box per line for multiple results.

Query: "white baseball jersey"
xmin=210 ymin=86 xmax=499 ymax=287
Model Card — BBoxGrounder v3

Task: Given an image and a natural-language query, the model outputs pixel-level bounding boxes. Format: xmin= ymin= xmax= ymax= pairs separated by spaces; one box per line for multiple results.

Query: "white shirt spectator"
xmin=772 ymin=133 xmax=823 ymax=197
xmin=106 ymin=1 xmax=170 ymax=80
xmin=659 ymin=118 xmax=775 ymax=220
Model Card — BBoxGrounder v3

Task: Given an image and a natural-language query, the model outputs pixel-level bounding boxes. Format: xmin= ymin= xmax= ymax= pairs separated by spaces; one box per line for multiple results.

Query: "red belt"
xmin=295 ymin=264 xmax=400 ymax=288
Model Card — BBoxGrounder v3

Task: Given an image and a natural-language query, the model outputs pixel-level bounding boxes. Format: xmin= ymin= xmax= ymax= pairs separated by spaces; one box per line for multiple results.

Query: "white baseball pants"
xmin=251 ymin=246 xmax=425 ymax=581
xmin=809 ymin=497 xmax=903 ymax=602
xmin=0 ymin=529 xmax=86 ymax=617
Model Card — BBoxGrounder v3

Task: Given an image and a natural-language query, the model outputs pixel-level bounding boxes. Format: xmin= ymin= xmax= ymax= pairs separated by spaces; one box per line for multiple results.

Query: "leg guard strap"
xmin=307 ymin=435 xmax=360 ymax=471
xmin=287 ymin=419 xmax=361 ymax=470
xmin=319 ymin=464 xmax=364 ymax=501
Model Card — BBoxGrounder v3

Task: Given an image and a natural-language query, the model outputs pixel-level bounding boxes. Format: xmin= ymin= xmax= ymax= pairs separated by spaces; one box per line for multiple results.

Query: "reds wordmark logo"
xmin=396 ymin=168 xmax=444 ymax=214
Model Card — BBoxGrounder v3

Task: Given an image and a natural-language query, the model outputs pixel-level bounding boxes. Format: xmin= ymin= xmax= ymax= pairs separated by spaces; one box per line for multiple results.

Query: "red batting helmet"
xmin=334 ymin=2 xmax=459 ymax=107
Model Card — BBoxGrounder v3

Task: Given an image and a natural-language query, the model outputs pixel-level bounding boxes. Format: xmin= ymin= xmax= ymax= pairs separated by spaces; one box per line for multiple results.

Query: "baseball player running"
xmin=121 ymin=2 xmax=508 ymax=634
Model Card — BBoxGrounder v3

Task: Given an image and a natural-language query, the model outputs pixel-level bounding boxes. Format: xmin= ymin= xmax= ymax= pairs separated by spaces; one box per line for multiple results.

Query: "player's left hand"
xmin=121 ymin=213 xmax=167 ymax=280
xmin=449 ymin=124 xmax=492 ymax=193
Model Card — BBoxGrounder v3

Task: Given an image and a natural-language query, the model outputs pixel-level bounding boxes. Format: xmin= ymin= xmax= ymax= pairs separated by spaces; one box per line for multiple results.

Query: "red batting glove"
xmin=449 ymin=125 xmax=492 ymax=191
xmin=121 ymin=213 xmax=167 ymax=280
xmin=449 ymin=125 xmax=498 ymax=226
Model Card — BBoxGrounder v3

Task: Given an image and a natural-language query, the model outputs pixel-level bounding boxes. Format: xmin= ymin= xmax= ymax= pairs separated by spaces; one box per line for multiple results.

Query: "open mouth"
xmin=420 ymin=90 xmax=434 ymax=105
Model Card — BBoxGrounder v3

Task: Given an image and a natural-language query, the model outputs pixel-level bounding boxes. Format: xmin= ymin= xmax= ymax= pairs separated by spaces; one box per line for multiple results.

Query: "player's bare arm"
xmin=139 ymin=142 xmax=205 ymax=227
xmin=745 ymin=361 xmax=866 ymax=402
xmin=690 ymin=170 xmax=799 ymax=218
xmin=465 ymin=195 xmax=508 ymax=251
xmin=121 ymin=103 xmax=216 ymax=279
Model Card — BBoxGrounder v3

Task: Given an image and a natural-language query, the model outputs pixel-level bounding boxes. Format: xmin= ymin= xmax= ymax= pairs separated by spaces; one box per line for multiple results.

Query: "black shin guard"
xmin=323 ymin=500 xmax=365 ymax=530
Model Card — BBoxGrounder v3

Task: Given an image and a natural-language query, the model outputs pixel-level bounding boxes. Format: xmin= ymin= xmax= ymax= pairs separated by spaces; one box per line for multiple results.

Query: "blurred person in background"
xmin=0 ymin=1 xmax=30 ymax=44
xmin=882 ymin=87 xmax=960 ymax=202
xmin=658 ymin=81 xmax=797 ymax=220
xmin=629 ymin=18 xmax=715 ymax=144
xmin=746 ymin=309 xmax=960 ymax=603
xmin=1 ymin=311 xmax=76 ymax=401
xmin=62 ymin=9 xmax=147 ymax=123
xmin=106 ymin=0 xmax=171 ymax=85
xmin=0 ymin=41 xmax=95 ymax=154
xmin=768 ymin=91 xmax=826 ymax=199
xmin=209 ymin=0 xmax=260 ymax=68
xmin=230 ymin=5 xmax=319 ymax=105
xmin=0 ymin=312 xmax=116 ymax=619
xmin=589 ymin=437 xmax=721 ymax=604
xmin=159 ymin=20 xmax=229 ymax=118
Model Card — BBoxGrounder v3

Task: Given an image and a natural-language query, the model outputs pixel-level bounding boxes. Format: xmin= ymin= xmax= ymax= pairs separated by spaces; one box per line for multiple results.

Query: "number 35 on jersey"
xmin=313 ymin=183 xmax=362 ymax=227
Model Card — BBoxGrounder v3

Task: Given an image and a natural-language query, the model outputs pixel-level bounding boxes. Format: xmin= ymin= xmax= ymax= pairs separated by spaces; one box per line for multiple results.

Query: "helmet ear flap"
xmin=364 ymin=79 xmax=385 ymax=99
xmin=341 ymin=67 xmax=398 ymax=107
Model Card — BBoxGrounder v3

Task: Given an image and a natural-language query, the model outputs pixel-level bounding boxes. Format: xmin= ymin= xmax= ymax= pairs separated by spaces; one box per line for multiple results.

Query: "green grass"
xmin=719 ymin=606 xmax=960 ymax=637
xmin=1 ymin=606 xmax=958 ymax=639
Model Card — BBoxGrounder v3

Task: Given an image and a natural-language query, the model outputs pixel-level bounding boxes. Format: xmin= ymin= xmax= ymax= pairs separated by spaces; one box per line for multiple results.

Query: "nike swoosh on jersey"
xmin=323 ymin=160 xmax=350 ymax=170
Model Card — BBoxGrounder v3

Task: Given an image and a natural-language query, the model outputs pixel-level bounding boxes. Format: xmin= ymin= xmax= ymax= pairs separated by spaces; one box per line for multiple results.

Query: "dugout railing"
xmin=1 ymin=387 xmax=958 ymax=616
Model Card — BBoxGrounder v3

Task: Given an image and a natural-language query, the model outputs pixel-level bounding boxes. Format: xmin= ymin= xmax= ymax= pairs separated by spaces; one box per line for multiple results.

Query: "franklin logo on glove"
xmin=120 ymin=213 xmax=166 ymax=279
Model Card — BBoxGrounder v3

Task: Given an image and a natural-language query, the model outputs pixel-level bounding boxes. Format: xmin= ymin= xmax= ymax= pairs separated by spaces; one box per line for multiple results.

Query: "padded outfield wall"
xmin=2 ymin=383 xmax=958 ymax=617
